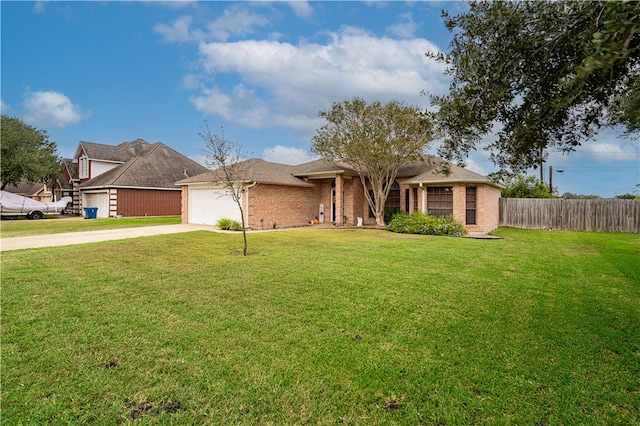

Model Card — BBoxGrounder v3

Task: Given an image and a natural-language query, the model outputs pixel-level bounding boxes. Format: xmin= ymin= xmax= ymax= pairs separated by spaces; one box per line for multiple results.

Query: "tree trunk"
xmin=238 ymin=204 xmax=248 ymax=256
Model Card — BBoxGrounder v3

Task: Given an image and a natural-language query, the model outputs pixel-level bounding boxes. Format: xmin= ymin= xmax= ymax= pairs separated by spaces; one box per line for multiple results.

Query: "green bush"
xmin=216 ymin=218 xmax=242 ymax=231
xmin=384 ymin=207 xmax=400 ymax=225
xmin=388 ymin=212 xmax=467 ymax=237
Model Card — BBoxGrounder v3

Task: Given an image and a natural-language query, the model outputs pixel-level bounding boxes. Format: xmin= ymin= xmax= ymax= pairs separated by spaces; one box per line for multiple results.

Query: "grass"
xmin=0 ymin=215 xmax=181 ymax=238
xmin=2 ymin=228 xmax=639 ymax=425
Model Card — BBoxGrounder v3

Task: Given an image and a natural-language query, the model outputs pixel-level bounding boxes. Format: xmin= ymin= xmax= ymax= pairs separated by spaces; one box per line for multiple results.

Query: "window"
xmin=466 ymin=186 xmax=477 ymax=225
xmin=79 ymin=156 xmax=89 ymax=179
xmin=367 ymin=190 xmax=374 ymax=218
xmin=386 ymin=181 xmax=400 ymax=211
xmin=368 ymin=181 xmax=400 ymax=218
xmin=427 ymin=186 xmax=453 ymax=217
xmin=405 ymin=189 xmax=410 ymax=212
xmin=413 ymin=188 xmax=418 ymax=212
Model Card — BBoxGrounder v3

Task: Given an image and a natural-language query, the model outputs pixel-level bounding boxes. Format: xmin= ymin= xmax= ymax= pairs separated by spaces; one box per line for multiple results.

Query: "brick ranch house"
xmin=176 ymin=157 xmax=502 ymax=234
xmin=57 ymin=139 xmax=207 ymax=218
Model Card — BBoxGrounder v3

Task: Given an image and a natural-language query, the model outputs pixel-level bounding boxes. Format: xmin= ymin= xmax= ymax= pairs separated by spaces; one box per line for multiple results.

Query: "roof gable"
xmin=403 ymin=161 xmax=501 ymax=187
xmin=79 ymin=141 xmax=207 ymax=189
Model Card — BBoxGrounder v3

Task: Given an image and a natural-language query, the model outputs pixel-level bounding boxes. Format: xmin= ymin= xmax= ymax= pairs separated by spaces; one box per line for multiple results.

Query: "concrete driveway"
xmin=0 ymin=224 xmax=218 ymax=252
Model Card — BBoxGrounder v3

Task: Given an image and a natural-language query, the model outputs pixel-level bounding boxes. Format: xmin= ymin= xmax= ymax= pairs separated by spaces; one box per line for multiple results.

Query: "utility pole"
xmin=539 ymin=147 xmax=544 ymax=182
xmin=549 ymin=166 xmax=553 ymax=194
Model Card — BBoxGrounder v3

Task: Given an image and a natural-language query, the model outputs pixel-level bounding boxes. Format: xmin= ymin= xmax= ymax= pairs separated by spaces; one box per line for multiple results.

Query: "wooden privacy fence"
xmin=499 ymin=198 xmax=640 ymax=233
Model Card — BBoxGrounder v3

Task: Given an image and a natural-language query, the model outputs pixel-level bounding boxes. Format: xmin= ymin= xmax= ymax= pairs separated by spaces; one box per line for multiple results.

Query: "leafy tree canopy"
xmin=561 ymin=192 xmax=602 ymax=200
xmin=615 ymin=193 xmax=640 ymax=200
xmin=311 ymin=98 xmax=434 ymax=225
xmin=1 ymin=115 xmax=61 ymax=190
xmin=431 ymin=0 xmax=639 ymax=174
xmin=501 ymin=175 xmax=557 ymax=198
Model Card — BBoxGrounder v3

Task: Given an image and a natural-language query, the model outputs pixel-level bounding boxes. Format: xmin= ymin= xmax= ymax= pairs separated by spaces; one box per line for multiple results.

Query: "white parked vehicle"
xmin=0 ymin=190 xmax=72 ymax=219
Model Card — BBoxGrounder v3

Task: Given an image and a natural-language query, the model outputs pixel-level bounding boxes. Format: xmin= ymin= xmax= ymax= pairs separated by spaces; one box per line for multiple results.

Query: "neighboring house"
xmin=176 ymin=157 xmax=502 ymax=234
xmin=60 ymin=139 xmax=207 ymax=218
xmin=3 ymin=180 xmax=53 ymax=203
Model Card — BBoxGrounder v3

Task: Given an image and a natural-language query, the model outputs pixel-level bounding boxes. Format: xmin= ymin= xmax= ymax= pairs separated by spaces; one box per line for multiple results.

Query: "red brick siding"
xmin=347 ymin=177 xmax=366 ymax=225
xmin=117 ymin=188 xmax=182 ymax=217
xmin=246 ymin=184 xmax=320 ymax=228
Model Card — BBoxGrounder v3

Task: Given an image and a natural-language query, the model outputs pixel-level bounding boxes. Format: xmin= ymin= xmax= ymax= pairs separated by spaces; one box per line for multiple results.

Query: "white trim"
xmin=80 ymin=185 xmax=181 ymax=191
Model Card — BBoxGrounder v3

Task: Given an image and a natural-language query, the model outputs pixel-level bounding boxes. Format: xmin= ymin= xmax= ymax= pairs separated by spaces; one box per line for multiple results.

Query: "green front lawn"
xmin=2 ymin=228 xmax=639 ymax=424
xmin=0 ymin=215 xmax=181 ymax=238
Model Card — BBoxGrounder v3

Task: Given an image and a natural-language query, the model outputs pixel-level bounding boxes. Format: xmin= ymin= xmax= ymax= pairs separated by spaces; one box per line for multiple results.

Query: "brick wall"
xmin=247 ymin=184 xmax=320 ymax=229
xmin=481 ymin=185 xmax=501 ymax=232
xmin=116 ymin=188 xmax=182 ymax=217
xmin=350 ymin=177 xmax=366 ymax=225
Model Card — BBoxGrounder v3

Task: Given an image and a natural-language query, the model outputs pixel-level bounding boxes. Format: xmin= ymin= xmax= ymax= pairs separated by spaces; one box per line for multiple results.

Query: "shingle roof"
xmin=78 ymin=140 xmax=137 ymax=162
xmin=79 ymin=141 xmax=208 ymax=189
xmin=177 ymin=158 xmax=315 ymax=187
xmin=177 ymin=156 xmax=500 ymax=188
xmin=291 ymin=159 xmax=357 ymax=176
xmin=292 ymin=156 xmax=440 ymax=178
xmin=3 ymin=180 xmax=48 ymax=196
xmin=62 ymin=158 xmax=78 ymax=180
xmin=403 ymin=160 xmax=501 ymax=187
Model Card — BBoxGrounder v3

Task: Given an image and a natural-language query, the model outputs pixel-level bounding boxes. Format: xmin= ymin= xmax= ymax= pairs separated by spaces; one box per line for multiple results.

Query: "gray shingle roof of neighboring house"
xmin=79 ymin=141 xmax=208 ymax=190
xmin=76 ymin=138 xmax=151 ymax=163
xmin=58 ymin=159 xmax=79 ymax=189
xmin=3 ymin=180 xmax=49 ymax=197
xmin=176 ymin=158 xmax=314 ymax=187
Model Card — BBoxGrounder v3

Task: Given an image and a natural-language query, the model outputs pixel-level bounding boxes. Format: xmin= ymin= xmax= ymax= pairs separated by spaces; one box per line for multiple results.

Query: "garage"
xmin=188 ymin=187 xmax=242 ymax=225
xmin=82 ymin=191 xmax=109 ymax=218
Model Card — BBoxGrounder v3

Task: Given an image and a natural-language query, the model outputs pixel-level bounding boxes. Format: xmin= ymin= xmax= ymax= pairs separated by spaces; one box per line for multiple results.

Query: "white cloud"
xmin=262 ymin=145 xmax=317 ymax=165
xmin=154 ymin=5 xmax=269 ymax=43
xmin=154 ymin=15 xmax=195 ymax=43
xmin=206 ymin=5 xmax=269 ymax=42
xmin=386 ymin=12 xmax=418 ymax=39
xmin=189 ymin=26 xmax=447 ymax=135
xmin=1 ymin=100 xmax=10 ymax=113
xmin=22 ymin=91 xmax=87 ymax=128
xmin=287 ymin=1 xmax=313 ymax=19
xmin=33 ymin=1 xmax=45 ymax=13
xmin=580 ymin=140 xmax=639 ymax=162
xmin=153 ymin=0 xmax=197 ymax=9
xmin=463 ymin=158 xmax=489 ymax=176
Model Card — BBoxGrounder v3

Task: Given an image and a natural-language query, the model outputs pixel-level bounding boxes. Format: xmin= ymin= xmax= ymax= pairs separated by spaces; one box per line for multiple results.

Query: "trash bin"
xmin=83 ymin=207 xmax=98 ymax=219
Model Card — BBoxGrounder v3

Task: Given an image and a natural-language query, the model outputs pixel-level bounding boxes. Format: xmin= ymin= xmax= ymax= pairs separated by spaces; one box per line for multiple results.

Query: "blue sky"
xmin=2 ymin=1 xmax=638 ymax=197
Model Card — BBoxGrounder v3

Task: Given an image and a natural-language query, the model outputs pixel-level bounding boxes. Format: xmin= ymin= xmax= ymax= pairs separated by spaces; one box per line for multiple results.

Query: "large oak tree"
xmin=430 ymin=0 xmax=639 ymax=175
xmin=312 ymin=98 xmax=434 ymax=226
xmin=1 ymin=115 xmax=61 ymax=190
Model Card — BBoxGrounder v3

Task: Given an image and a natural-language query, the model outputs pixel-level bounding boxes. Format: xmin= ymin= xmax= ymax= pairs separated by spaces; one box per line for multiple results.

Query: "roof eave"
xmin=405 ymin=178 xmax=503 ymax=189
xmin=80 ymin=185 xmax=181 ymax=191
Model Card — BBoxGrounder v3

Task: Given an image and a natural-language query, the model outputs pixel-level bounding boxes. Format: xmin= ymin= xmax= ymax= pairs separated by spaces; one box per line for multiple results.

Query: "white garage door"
xmin=189 ymin=188 xmax=241 ymax=225
xmin=82 ymin=192 xmax=109 ymax=218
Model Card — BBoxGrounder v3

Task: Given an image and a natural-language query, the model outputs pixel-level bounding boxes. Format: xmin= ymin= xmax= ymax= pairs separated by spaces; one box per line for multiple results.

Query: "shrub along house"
xmin=176 ymin=156 xmax=502 ymax=234
xmin=60 ymin=139 xmax=207 ymax=218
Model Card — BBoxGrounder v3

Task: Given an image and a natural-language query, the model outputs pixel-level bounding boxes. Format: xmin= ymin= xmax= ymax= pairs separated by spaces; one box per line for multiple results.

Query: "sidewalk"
xmin=0 ymin=224 xmax=218 ymax=252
